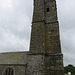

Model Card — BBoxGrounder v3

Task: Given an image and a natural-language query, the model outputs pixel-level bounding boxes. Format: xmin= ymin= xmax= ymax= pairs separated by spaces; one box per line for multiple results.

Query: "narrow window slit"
xmin=46 ymin=7 xmax=49 ymax=12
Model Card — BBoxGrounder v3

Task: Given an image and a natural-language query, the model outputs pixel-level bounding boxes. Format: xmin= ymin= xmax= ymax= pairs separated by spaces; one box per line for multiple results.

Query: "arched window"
xmin=4 ymin=67 xmax=14 ymax=75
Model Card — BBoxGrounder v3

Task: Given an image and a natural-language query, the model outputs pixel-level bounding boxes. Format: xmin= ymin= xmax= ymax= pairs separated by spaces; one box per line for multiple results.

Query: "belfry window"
xmin=4 ymin=67 xmax=14 ymax=75
xmin=46 ymin=7 xmax=49 ymax=12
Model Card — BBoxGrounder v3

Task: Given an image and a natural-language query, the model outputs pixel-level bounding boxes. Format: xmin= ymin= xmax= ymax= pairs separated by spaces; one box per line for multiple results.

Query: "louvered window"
xmin=4 ymin=68 xmax=14 ymax=75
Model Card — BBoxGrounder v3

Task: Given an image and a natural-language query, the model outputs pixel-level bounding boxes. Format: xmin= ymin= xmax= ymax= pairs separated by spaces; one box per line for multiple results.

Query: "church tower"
xmin=30 ymin=0 xmax=61 ymax=54
xmin=27 ymin=0 xmax=64 ymax=75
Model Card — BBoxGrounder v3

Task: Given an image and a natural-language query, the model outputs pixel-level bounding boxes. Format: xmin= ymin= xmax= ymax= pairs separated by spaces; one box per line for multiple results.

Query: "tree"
xmin=64 ymin=64 xmax=75 ymax=75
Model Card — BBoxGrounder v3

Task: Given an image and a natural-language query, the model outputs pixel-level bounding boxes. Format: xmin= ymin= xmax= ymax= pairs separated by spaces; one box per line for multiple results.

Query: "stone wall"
xmin=30 ymin=22 xmax=45 ymax=53
xmin=0 ymin=52 xmax=28 ymax=64
xmin=45 ymin=22 xmax=61 ymax=53
xmin=45 ymin=0 xmax=57 ymax=23
xmin=26 ymin=53 xmax=64 ymax=75
xmin=45 ymin=53 xmax=64 ymax=75
xmin=26 ymin=54 xmax=45 ymax=75
xmin=32 ymin=0 xmax=44 ymax=22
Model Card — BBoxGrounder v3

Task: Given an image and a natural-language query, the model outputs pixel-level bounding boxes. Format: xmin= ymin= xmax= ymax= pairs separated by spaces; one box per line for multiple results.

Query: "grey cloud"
xmin=0 ymin=0 xmax=32 ymax=53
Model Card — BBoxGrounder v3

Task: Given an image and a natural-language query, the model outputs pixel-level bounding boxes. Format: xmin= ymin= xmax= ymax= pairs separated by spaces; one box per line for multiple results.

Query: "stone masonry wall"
xmin=30 ymin=22 xmax=45 ymax=53
xmin=45 ymin=54 xmax=64 ymax=75
xmin=26 ymin=54 xmax=45 ymax=75
xmin=45 ymin=22 xmax=61 ymax=53
xmin=33 ymin=0 xmax=44 ymax=22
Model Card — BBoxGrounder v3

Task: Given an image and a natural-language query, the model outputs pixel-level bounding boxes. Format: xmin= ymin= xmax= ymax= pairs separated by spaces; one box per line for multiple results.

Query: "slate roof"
xmin=0 ymin=51 xmax=28 ymax=64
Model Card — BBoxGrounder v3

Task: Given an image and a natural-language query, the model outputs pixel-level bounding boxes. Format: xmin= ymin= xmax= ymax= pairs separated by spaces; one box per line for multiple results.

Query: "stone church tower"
xmin=0 ymin=0 xmax=64 ymax=75
xmin=26 ymin=0 xmax=64 ymax=75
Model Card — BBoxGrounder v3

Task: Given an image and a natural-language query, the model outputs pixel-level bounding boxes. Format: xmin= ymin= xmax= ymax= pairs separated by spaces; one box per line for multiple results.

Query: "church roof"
xmin=0 ymin=51 xmax=28 ymax=64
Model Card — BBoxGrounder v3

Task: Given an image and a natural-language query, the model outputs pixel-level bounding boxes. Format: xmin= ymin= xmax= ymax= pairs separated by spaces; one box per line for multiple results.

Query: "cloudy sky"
xmin=0 ymin=0 xmax=75 ymax=66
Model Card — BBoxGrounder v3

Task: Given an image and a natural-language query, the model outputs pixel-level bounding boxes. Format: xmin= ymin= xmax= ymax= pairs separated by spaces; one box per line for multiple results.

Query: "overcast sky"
xmin=0 ymin=0 xmax=75 ymax=66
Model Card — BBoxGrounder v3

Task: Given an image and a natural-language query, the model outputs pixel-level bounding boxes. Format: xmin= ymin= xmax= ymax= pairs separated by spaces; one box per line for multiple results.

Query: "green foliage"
xmin=64 ymin=64 xmax=75 ymax=75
